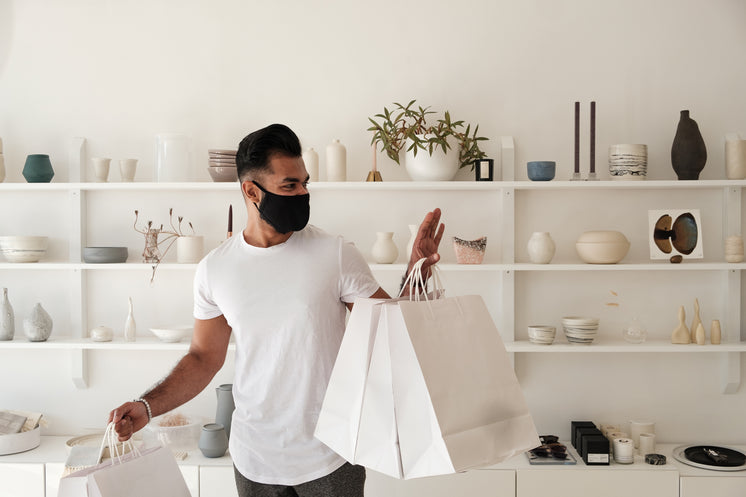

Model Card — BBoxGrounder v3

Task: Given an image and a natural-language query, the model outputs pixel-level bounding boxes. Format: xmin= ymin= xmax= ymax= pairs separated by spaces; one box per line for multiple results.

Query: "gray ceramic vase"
xmin=671 ymin=110 xmax=707 ymax=180
xmin=198 ymin=423 xmax=229 ymax=458
xmin=23 ymin=302 xmax=53 ymax=342
xmin=0 ymin=288 xmax=14 ymax=341
xmin=215 ymin=383 xmax=235 ymax=439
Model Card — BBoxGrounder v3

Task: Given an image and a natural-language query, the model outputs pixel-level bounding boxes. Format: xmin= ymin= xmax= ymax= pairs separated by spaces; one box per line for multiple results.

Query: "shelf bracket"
xmin=71 ymin=349 xmax=89 ymax=389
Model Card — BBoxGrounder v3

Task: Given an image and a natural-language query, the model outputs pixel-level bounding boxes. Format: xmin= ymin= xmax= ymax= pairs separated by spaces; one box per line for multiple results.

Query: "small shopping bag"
xmin=58 ymin=423 xmax=191 ymax=497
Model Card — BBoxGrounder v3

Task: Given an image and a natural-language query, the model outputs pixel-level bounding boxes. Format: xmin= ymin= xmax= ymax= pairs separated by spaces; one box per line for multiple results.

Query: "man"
xmin=109 ymin=123 xmax=444 ymax=497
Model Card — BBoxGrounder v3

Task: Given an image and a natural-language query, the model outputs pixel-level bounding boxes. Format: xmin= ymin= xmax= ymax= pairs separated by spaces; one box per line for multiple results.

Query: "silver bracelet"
xmin=134 ymin=398 xmax=153 ymax=423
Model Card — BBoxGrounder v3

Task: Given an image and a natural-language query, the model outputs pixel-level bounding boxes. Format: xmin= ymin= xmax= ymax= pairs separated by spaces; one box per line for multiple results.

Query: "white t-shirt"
xmin=193 ymin=224 xmax=380 ymax=485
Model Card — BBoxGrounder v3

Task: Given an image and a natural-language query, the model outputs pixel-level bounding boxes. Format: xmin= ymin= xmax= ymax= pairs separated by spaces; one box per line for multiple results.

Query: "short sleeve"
xmin=193 ymin=257 xmax=223 ymax=320
xmin=339 ymin=238 xmax=380 ymax=303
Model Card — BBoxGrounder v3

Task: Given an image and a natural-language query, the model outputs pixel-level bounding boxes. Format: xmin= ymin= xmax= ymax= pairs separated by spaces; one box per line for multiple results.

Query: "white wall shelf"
xmin=507 ymin=340 xmax=746 ymax=353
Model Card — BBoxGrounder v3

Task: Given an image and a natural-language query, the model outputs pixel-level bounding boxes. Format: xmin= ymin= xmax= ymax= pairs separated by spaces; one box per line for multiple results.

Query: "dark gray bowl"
xmin=83 ymin=247 xmax=128 ymax=263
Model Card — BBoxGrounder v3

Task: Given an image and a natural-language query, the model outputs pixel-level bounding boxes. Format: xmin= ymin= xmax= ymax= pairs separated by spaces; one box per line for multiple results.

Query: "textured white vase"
xmin=302 ymin=147 xmax=319 ymax=182
xmin=124 ymin=297 xmax=136 ymax=342
xmin=527 ymin=232 xmax=556 ymax=264
xmin=0 ymin=287 xmax=14 ymax=340
xmin=725 ymin=136 xmax=746 ymax=180
xmin=23 ymin=303 xmax=53 ymax=342
xmin=326 ymin=139 xmax=346 ymax=182
xmin=177 ymin=236 xmax=204 ymax=263
xmin=404 ymin=136 xmax=459 ymax=181
xmin=371 ymin=232 xmax=398 ymax=264
xmin=91 ymin=157 xmax=111 ymax=183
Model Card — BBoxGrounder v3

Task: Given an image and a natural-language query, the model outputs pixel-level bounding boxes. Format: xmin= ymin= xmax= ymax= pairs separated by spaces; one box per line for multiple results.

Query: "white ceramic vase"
xmin=725 ymin=137 xmax=746 ymax=180
xmin=124 ymin=297 xmax=136 ymax=342
xmin=404 ymin=136 xmax=460 ymax=181
xmin=0 ymin=287 xmax=14 ymax=341
xmin=371 ymin=232 xmax=398 ymax=264
xmin=177 ymin=236 xmax=204 ymax=263
xmin=23 ymin=303 xmax=53 ymax=342
xmin=119 ymin=159 xmax=138 ymax=182
xmin=527 ymin=232 xmax=556 ymax=264
xmin=91 ymin=157 xmax=111 ymax=183
xmin=405 ymin=224 xmax=418 ymax=262
xmin=303 ymin=148 xmax=319 ymax=182
xmin=326 ymin=139 xmax=346 ymax=182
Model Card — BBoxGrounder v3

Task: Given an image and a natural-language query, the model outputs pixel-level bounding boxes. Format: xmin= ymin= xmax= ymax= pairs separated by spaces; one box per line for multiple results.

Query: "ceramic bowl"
xmin=527 ymin=325 xmax=556 ymax=345
xmin=527 ymin=161 xmax=556 ymax=181
xmin=561 ymin=316 xmax=600 ymax=344
xmin=0 ymin=236 xmax=48 ymax=263
xmin=453 ymin=236 xmax=487 ymax=264
xmin=207 ymin=166 xmax=238 ymax=182
xmin=83 ymin=246 xmax=128 ymax=263
xmin=575 ymin=230 xmax=630 ymax=264
xmin=150 ymin=325 xmax=193 ymax=343
xmin=143 ymin=413 xmax=201 ymax=451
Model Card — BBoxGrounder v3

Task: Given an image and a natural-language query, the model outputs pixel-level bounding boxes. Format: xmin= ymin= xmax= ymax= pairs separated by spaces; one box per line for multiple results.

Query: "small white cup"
xmin=91 ymin=157 xmax=111 ymax=183
xmin=119 ymin=159 xmax=138 ymax=182
xmin=639 ymin=432 xmax=656 ymax=456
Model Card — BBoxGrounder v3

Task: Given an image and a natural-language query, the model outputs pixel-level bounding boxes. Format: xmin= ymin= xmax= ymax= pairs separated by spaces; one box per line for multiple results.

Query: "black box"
xmin=570 ymin=421 xmax=596 ymax=450
xmin=582 ymin=435 xmax=610 ymax=465
xmin=576 ymin=428 xmax=603 ymax=457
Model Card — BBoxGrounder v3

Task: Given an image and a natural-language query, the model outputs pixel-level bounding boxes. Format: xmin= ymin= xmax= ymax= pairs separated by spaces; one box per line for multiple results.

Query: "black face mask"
xmin=251 ymin=180 xmax=310 ymax=234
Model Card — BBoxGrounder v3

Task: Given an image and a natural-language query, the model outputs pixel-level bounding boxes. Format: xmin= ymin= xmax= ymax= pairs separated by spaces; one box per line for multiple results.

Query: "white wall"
xmin=2 ymin=0 xmax=746 ymax=443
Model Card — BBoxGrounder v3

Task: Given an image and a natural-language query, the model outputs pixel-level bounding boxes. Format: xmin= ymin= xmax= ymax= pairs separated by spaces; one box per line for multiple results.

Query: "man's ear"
xmin=241 ymin=180 xmax=260 ymax=203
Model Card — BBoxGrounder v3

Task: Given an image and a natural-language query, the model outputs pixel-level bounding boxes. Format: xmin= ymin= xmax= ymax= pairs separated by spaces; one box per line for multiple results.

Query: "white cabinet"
xmin=516 ymin=468 xmax=678 ymax=497
xmin=0 ymin=462 xmax=45 ymax=497
xmin=365 ymin=469 xmax=514 ymax=497
xmin=200 ymin=466 xmax=239 ymax=497
xmin=680 ymin=476 xmax=746 ymax=497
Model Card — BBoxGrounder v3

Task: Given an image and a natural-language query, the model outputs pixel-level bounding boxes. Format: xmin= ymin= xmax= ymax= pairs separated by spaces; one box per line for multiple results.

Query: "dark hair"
xmin=236 ymin=124 xmax=302 ymax=181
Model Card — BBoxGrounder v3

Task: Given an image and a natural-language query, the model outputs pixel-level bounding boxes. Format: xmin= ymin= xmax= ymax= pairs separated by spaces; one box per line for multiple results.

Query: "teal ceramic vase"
xmin=23 ymin=154 xmax=54 ymax=183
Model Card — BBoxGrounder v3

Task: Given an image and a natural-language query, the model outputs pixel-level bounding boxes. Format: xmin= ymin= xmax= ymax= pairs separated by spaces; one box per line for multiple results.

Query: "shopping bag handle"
xmin=97 ymin=421 xmax=141 ymax=466
xmin=397 ymin=258 xmax=444 ymax=301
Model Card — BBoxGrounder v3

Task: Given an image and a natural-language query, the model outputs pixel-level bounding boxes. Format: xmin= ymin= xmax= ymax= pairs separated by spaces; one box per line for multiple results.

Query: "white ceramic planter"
xmin=404 ymin=137 xmax=460 ymax=181
xmin=527 ymin=232 xmax=555 ymax=264
xmin=177 ymin=236 xmax=204 ymax=263
xmin=371 ymin=232 xmax=398 ymax=264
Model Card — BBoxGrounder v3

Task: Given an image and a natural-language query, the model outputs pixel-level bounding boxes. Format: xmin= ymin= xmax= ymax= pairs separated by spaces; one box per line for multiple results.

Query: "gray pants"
xmin=234 ymin=463 xmax=366 ymax=497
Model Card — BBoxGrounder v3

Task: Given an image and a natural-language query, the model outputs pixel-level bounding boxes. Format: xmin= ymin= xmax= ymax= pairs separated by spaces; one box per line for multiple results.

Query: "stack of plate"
xmin=208 ymin=149 xmax=238 ymax=182
xmin=527 ymin=325 xmax=556 ymax=345
xmin=561 ymin=316 xmax=600 ymax=344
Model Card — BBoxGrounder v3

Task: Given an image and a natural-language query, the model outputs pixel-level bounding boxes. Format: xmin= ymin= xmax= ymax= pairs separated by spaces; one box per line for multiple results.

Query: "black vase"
xmin=671 ymin=110 xmax=707 ymax=180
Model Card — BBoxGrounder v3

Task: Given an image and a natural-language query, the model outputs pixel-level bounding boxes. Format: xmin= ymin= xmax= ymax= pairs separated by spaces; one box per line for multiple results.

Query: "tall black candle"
xmin=590 ymin=101 xmax=596 ymax=174
xmin=574 ymin=102 xmax=580 ymax=174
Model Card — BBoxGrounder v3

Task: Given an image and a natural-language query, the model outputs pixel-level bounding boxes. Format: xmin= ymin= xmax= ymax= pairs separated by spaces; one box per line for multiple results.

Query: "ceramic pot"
xmin=302 ymin=148 xmax=319 ymax=182
xmin=453 ymin=236 xmax=487 ymax=264
xmin=404 ymin=136 xmax=459 ymax=181
xmin=0 ymin=287 xmax=14 ymax=341
xmin=23 ymin=303 xmax=53 ymax=342
xmin=405 ymin=224 xmax=418 ymax=262
xmin=671 ymin=110 xmax=707 ymax=180
xmin=575 ymin=231 xmax=630 ymax=264
xmin=91 ymin=157 xmax=111 ymax=183
xmin=609 ymin=144 xmax=647 ymax=180
xmin=527 ymin=161 xmax=555 ymax=181
xmin=725 ymin=235 xmax=744 ymax=263
xmin=198 ymin=423 xmax=229 ymax=458
xmin=326 ymin=139 xmax=346 ymax=182
xmin=527 ymin=232 xmax=556 ymax=264
xmin=176 ymin=236 xmax=204 ymax=263
xmin=725 ymin=138 xmax=746 ymax=180
xmin=371 ymin=232 xmax=398 ymax=264
xmin=119 ymin=159 xmax=138 ymax=182
xmin=215 ymin=384 xmax=235 ymax=439
xmin=22 ymin=154 xmax=54 ymax=183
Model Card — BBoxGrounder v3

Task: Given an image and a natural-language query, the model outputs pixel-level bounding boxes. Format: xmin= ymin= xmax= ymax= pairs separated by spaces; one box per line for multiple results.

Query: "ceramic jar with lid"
xmin=575 ymin=231 xmax=630 ymax=264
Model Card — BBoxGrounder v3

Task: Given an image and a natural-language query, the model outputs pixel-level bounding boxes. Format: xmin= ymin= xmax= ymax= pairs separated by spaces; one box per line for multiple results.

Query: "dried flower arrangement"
xmin=133 ymin=208 xmax=194 ymax=282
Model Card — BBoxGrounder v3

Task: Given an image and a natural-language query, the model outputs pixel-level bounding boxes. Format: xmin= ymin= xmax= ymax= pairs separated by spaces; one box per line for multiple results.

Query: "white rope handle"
xmin=397 ymin=258 xmax=444 ymax=301
xmin=97 ymin=422 xmax=141 ymax=466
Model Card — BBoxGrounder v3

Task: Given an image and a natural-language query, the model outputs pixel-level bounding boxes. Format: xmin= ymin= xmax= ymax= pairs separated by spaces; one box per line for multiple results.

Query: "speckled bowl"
xmin=453 ymin=236 xmax=487 ymax=264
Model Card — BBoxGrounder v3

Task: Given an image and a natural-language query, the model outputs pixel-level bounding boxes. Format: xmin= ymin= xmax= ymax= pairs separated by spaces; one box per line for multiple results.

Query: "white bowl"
xmin=575 ymin=231 xmax=630 ymax=264
xmin=0 ymin=426 xmax=41 ymax=455
xmin=562 ymin=316 xmax=600 ymax=326
xmin=143 ymin=413 xmax=201 ymax=451
xmin=150 ymin=325 xmax=193 ymax=343
xmin=0 ymin=236 xmax=49 ymax=263
xmin=528 ymin=325 xmax=556 ymax=345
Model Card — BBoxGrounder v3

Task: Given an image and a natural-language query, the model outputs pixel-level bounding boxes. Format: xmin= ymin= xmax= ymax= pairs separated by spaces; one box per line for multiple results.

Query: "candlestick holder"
xmin=586 ymin=172 xmax=599 ymax=181
xmin=366 ymin=171 xmax=382 ymax=182
xmin=571 ymin=172 xmax=583 ymax=181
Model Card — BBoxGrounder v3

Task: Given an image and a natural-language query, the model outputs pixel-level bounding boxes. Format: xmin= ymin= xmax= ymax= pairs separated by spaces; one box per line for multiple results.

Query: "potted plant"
xmin=367 ymin=100 xmax=488 ymax=181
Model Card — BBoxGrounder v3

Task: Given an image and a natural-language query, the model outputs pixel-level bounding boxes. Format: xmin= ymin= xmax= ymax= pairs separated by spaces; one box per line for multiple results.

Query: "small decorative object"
xmin=609 ymin=144 xmax=647 ymax=180
xmin=0 ymin=287 xmax=15 ymax=341
xmin=119 ymin=159 xmax=138 ymax=182
xmin=725 ymin=134 xmax=746 ymax=180
xmin=176 ymin=236 xmax=204 ymax=263
xmin=671 ymin=110 xmax=707 ymax=180
xmin=149 ymin=325 xmax=192 ymax=343
xmin=367 ymin=100 xmax=488 ymax=181
xmin=612 ymin=438 xmax=634 ymax=464
xmin=622 ymin=317 xmax=647 ymax=344
xmin=155 ymin=133 xmax=192 ymax=182
xmin=133 ymin=208 xmax=195 ymax=283
xmin=371 ymin=232 xmax=398 ymax=264
xmin=474 ymin=158 xmax=494 ymax=181
xmin=724 ymin=235 xmax=744 ymax=263
xmin=82 ymin=247 xmax=128 ymax=264
xmin=91 ymin=157 xmax=111 ymax=182
xmin=561 ymin=316 xmax=599 ymax=345
xmin=215 ymin=383 xmax=235 ymax=439
xmin=367 ymin=143 xmax=382 ymax=182
xmin=670 ymin=255 xmax=683 ymax=263
xmin=587 ymin=101 xmax=598 ymax=180
xmin=527 ymin=325 xmax=556 ymax=345
xmin=645 ymin=454 xmax=667 ymax=465
xmin=198 ymin=423 xmax=229 ymax=458
xmin=124 ymin=297 xmax=136 ymax=342
xmin=326 ymin=139 xmax=346 ymax=182
xmin=23 ymin=303 xmax=53 ymax=342
xmin=695 ymin=323 xmax=706 ymax=345
xmin=575 ymin=230 xmax=630 ymax=264
xmin=405 ymin=224 xmax=418 ymax=261
xmin=22 ymin=154 xmax=54 ymax=183
xmin=90 ymin=326 xmax=113 ymax=342
xmin=711 ymin=319 xmax=721 ymax=344
xmin=527 ymin=232 xmax=556 ymax=264
xmin=629 ymin=420 xmax=655 ymax=449
xmin=207 ymin=166 xmax=238 ymax=182
xmin=302 ymin=147 xmax=319 ymax=182
xmin=207 ymin=149 xmax=237 ymax=182
xmin=527 ymin=161 xmax=556 ymax=181
xmin=227 ymin=205 xmax=233 ymax=239
xmin=671 ymin=305 xmax=691 ymax=344
xmin=0 ymin=236 xmax=48 ymax=263
xmin=453 ymin=236 xmax=487 ymax=264
xmin=690 ymin=298 xmax=702 ymax=344
xmin=649 ymin=209 xmax=702 ymax=260
xmin=572 ymin=101 xmax=581 ymax=181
